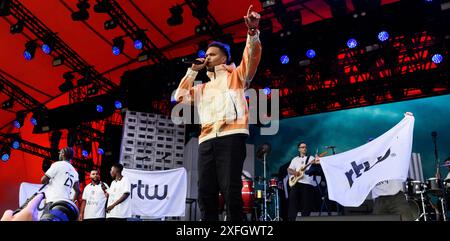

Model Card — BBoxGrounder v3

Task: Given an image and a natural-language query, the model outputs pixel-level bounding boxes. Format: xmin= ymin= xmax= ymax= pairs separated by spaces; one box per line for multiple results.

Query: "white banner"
xmin=123 ymin=167 xmax=187 ymax=218
xmin=19 ymin=182 xmax=47 ymax=217
xmin=320 ymin=115 xmax=414 ymax=207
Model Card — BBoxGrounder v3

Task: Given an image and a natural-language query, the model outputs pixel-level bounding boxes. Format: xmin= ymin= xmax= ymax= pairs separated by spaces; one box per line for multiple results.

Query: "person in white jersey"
xmin=106 ymin=163 xmax=131 ymax=221
xmin=41 ymin=147 xmax=80 ymax=216
xmin=79 ymin=169 xmax=109 ymax=221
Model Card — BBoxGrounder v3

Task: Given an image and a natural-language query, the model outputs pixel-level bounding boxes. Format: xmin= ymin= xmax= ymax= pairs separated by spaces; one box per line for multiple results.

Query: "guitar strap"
xmin=305 ymin=155 xmax=311 ymax=165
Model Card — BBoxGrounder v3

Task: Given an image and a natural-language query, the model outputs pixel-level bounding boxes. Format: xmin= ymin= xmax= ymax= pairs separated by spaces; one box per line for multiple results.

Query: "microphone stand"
xmin=262 ymin=152 xmax=271 ymax=221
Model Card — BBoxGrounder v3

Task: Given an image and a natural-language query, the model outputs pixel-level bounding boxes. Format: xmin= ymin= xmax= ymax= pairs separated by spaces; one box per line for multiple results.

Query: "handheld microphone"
xmin=182 ymin=58 xmax=204 ymax=65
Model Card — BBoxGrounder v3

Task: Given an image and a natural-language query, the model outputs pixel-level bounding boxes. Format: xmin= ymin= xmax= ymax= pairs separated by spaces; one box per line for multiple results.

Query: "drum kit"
xmin=404 ymin=177 xmax=449 ymax=221
xmin=218 ymin=143 xmax=283 ymax=221
xmin=217 ymin=176 xmax=282 ymax=221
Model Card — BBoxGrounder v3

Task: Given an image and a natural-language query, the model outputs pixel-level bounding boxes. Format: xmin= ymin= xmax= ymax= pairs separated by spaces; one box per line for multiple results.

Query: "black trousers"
xmin=198 ymin=134 xmax=247 ymax=221
xmin=287 ymin=182 xmax=316 ymax=220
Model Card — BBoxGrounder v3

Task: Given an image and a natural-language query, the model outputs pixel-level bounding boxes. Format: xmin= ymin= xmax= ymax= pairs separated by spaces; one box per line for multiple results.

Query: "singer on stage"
xmin=174 ymin=5 xmax=262 ymax=221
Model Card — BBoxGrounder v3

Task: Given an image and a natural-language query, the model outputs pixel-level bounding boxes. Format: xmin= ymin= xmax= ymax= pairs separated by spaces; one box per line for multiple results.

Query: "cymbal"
xmin=256 ymin=143 xmax=271 ymax=160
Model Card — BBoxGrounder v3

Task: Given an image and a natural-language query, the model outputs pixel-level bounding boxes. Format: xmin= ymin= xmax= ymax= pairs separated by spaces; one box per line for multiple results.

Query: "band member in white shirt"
xmin=106 ymin=163 xmax=131 ymax=221
xmin=41 ymin=147 xmax=80 ymax=216
xmin=287 ymin=142 xmax=320 ymax=220
xmin=79 ymin=170 xmax=109 ymax=221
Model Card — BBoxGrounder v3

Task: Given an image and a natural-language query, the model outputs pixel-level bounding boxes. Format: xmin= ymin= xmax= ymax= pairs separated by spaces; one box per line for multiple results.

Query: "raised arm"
xmin=236 ymin=5 xmax=262 ymax=88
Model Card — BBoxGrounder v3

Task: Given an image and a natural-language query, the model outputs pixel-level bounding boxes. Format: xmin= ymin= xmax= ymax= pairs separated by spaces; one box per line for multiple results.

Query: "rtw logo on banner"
xmin=131 ymin=180 xmax=168 ymax=200
xmin=345 ymin=148 xmax=396 ymax=187
xmin=123 ymin=167 xmax=187 ymax=218
xmin=319 ymin=115 xmax=414 ymax=207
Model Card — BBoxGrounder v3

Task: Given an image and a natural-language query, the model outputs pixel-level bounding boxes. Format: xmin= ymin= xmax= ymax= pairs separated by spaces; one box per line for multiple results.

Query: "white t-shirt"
xmin=45 ymin=161 xmax=79 ymax=203
xmin=82 ymin=182 xmax=109 ymax=219
xmin=445 ymin=172 xmax=450 ymax=181
xmin=372 ymin=179 xmax=404 ymax=199
xmin=106 ymin=176 xmax=131 ymax=219
xmin=288 ymin=155 xmax=321 ymax=187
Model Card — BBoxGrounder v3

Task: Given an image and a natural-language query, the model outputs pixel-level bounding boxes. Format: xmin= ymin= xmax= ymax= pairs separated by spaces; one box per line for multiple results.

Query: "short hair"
xmin=90 ymin=169 xmax=99 ymax=173
xmin=445 ymin=157 xmax=450 ymax=162
xmin=112 ymin=163 xmax=123 ymax=173
xmin=207 ymin=41 xmax=231 ymax=64
xmin=61 ymin=147 xmax=74 ymax=160
xmin=297 ymin=141 xmax=307 ymax=148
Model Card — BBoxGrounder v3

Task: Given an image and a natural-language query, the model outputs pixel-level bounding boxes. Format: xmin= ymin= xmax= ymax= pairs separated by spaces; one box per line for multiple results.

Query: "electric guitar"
xmin=288 ymin=151 xmax=327 ymax=187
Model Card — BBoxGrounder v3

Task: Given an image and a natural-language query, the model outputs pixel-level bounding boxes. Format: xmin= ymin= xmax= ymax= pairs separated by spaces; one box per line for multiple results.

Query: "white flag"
xmin=123 ymin=167 xmax=187 ymax=218
xmin=320 ymin=115 xmax=414 ymax=207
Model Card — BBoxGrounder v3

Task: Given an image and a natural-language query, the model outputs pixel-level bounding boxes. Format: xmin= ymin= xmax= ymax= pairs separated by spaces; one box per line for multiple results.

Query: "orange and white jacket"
xmin=175 ymin=31 xmax=262 ymax=144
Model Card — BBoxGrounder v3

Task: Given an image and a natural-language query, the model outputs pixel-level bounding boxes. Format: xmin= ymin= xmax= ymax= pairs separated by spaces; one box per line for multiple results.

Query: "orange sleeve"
xmin=235 ymin=30 xmax=262 ymax=89
xmin=174 ymin=68 xmax=199 ymax=104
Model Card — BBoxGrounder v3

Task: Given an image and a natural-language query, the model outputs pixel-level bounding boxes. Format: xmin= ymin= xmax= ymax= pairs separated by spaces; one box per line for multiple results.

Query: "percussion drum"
xmin=426 ymin=178 xmax=444 ymax=196
xmin=242 ymin=179 xmax=254 ymax=214
xmin=405 ymin=180 xmax=425 ymax=197
xmin=218 ymin=179 xmax=254 ymax=214
xmin=269 ymin=178 xmax=278 ymax=188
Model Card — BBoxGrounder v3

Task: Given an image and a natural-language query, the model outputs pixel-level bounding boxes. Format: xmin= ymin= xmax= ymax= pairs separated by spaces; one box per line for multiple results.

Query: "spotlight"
xmin=431 ymin=53 xmax=443 ymax=64
xmin=52 ymin=56 xmax=64 ymax=66
xmin=96 ymin=104 xmax=104 ymax=113
xmin=0 ymin=0 xmax=11 ymax=16
xmin=347 ymin=38 xmax=358 ymax=48
xmin=71 ymin=0 xmax=90 ymax=21
xmin=31 ymin=108 xmax=50 ymax=133
xmin=30 ymin=117 xmax=38 ymax=126
xmin=197 ymin=50 xmax=206 ymax=58
xmin=260 ymin=0 xmax=276 ymax=9
xmin=137 ymin=51 xmax=150 ymax=62
xmin=167 ymin=4 xmax=183 ymax=26
xmin=192 ymin=0 xmax=209 ymax=19
xmin=24 ymin=41 xmax=37 ymax=61
xmin=87 ymin=85 xmax=99 ymax=96
xmin=97 ymin=148 xmax=104 ymax=155
xmin=93 ymin=0 xmax=111 ymax=13
xmin=306 ymin=49 xmax=316 ymax=59
xmin=104 ymin=19 xmax=117 ymax=30
xmin=1 ymin=146 xmax=10 ymax=162
xmin=195 ymin=23 xmax=211 ymax=35
xmin=77 ymin=67 xmax=93 ymax=86
xmin=13 ymin=111 xmax=26 ymax=129
xmin=263 ymin=87 xmax=271 ymax=95
xmin=10 ymin=20 xmax=24 ymax=34
xmin=134 ymin=39 xmax=143 ymax=50
xmin=377 ymin=31 xmax=389 ymax=42
xmin=82 ymin=150 xmax=89 ymax=157
xmin=41 ymin=35 xmax=56 ymax=55
xmin=12 ymin=140 xmax=20 ymax=150
xmin=59 ymin=72 xmax=75 ymax=93
xmin=114 ymin=100 xmax=122 ymax=109
xmin=112 ymin=37 xmax=124 ymax=56
xmin=2 ymin=98 xmax=14 ymax=109
xmin=280 ymin=55 xmax=289 ymax=64
xmin=133 ymin=31 xmax=147 ymax=50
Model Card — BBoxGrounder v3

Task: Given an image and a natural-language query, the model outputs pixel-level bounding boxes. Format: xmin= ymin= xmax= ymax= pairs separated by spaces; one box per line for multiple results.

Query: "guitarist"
xmin=287 ymin=142 xmax=320 ymax=220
